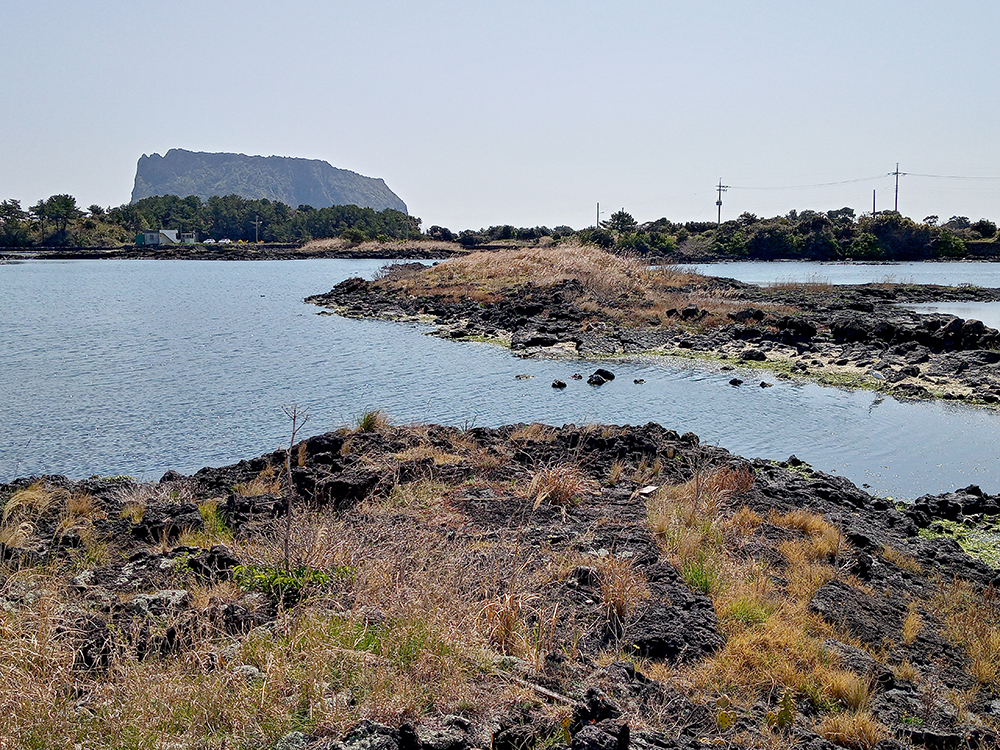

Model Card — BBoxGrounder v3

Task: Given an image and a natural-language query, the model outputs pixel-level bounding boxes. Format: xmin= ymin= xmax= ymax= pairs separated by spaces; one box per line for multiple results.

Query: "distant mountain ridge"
xmin=130 ymin=149 xmax=407 ymax=213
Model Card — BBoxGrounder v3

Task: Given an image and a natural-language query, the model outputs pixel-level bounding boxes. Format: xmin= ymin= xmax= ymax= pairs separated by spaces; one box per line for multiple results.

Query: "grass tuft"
xmin=355 ymin=408 xmax=390 ymax=433
xmin=597 ymin=556 xmax=650 ymax=622
xmin=233 ymin=465 xmax=283 ymax=497
xmin=528 ymin=464 xmax=598 ymax=510
xmin=814 ymin=711 xmax=887 ymax=749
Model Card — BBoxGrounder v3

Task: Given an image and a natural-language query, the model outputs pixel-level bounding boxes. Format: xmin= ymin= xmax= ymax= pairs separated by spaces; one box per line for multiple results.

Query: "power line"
xmin=727 ymin=175 xmax=886 ymax=191
xmin=907 ymin=173 xmax=1000 ymax=181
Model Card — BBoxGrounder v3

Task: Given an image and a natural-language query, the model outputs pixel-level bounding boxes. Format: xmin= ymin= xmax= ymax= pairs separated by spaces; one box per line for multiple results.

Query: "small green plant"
xmin=233 ymin=564 xmax=352 ymax=604
xmin=725 ymin=596 xmax=772 ymax=626
xmin=355 ymin=408 xmax=388 ymax=432
xmin=681 ymin=554 xmax=720 ymax=595
xmin=766 ymin=690 xmax=796 ymax=729
xmin=197 ymin=500 xmax=232 ymax=541
xmin=716 ymin=695 xmax=737 ymax=731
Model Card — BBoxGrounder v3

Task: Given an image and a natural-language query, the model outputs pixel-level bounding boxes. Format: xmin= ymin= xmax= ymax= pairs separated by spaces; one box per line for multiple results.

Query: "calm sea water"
xmin=692 ymin=260 xmax=1000 ymax=331
xmin=2 ymin=259 xmax=999 ymax=500
xmin=691 ymin=260 xmax=1000 ymax=287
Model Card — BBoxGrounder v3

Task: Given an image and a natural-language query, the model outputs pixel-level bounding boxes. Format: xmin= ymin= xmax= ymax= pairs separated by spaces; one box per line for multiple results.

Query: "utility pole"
xmin=889 ymin=163 xmax=906 ymax=212
xmin=872 ymin=190 xmax=876 ymax=216
xmin=596 ymin=202 xmax=600 ymax=229
xmin=253 ymin=214 xmax=261 ymax=243
xmin=716 ymin=178 xmax=729 ymax=225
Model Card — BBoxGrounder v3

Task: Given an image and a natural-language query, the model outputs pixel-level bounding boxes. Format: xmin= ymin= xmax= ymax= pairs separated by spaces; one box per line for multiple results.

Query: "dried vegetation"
xmin=0 ymin=421 xmax=997 ymax=749
xmin=372 ymin=245 xmax=769 ymax=329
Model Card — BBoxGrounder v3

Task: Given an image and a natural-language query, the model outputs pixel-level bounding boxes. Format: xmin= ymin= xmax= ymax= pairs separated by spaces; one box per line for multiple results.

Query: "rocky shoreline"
xmin=308 ymin=268 xmax=1000 ymax=405
xmin=2 ymin=421 xmax=1000 ymax=748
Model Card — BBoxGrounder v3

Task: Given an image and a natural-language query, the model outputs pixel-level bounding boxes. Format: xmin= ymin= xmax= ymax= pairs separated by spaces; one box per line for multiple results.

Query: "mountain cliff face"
xmin=130 ymin=149 xmax=407 ymax=212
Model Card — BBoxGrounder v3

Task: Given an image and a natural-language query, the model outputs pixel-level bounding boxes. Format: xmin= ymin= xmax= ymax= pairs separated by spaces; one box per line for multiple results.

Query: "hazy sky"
xmin=3 ymin=0 xmax=999 ymax=231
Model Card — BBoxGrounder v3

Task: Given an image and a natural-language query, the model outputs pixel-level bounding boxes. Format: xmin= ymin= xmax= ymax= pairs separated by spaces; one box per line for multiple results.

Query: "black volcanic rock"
xmin=131 ymin=148 xmax=407 ymax=212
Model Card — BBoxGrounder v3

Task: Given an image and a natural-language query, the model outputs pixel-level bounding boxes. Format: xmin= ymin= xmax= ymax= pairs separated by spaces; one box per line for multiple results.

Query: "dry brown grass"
xmin=370 ymin=245 xmax=762 ymax=329
xmin=233 ymin=465 xmax=284 ymax=497
xmin=527 ymin=464 xmax=599 ymax=510
xmin=932 ymin=579 xmax=1000 ymax=687
xmin=902 ymin=605 xmax=923 ymax=644
xmin=771 ymin=510 xmax=842 ymax=563
xmin=649 ymin=467 xmax=873 ymax=718
xmin=649 ymin=465 xmax=754 ymax=570
xmin=605 ymin=460 xmax=625 ymax=484
xmin=892 ymin=660 xmax=919 ymax=682
xmin=2 ymin=480 xmax=66 ymax=524
xmin=0 ymin=506 xmax=554 ymax=747
xmin=596 ymin=556 xmax=651 ymax=623
xmin=384 ymin=244 xmax=677 ymax=299
xmin=764 ymin=277 xmax=834 ymax=293
xmin=479 ymin=590 xmax=534 ymax=654
xmin=300 ymin=237 xmax=465 ymax=256
xmin=721 ymin=506 xmax=764 ymax=537
xmin=0 ymin=520 xmax=33 ymax=548
xmin=688 ymin=603 xmax=832 ymax=697
xmin=510 ymin=422 xmax=557 ymax=442
xmin=882 ymin=545 xmax=924 ymax=574
xmin=391 ymin=445 xmax=464 ymax=466
xmin=813 ymin=711 xmax=887 ymax=748
xmin=631 ymin=456 xmax=663 ymax=484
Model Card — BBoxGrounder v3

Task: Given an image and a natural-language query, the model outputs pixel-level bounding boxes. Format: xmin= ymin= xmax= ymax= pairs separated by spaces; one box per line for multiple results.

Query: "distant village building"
xmin=136 ymin=229 xmax=197 ymax=246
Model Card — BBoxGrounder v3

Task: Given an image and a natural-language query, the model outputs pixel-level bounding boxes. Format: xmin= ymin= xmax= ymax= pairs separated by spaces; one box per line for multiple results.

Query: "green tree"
xmin=970 ymin=219 xmax=997 ymax=239
xmin=578 ymin=227 xmax=614 ymax=248
xmin=607 ymin=209 xmax=637 ymax=233
xmin=0 ymin=199 xmax=31 ymax=246
xmin=32 ymin=194 xmax=83 ymax=233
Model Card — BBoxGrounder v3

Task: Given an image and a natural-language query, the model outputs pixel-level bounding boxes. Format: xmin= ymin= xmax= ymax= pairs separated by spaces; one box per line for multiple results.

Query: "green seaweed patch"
xmin=918 ymin=518 xmax=1000 ymax=568
xmin=461 ymin=334 xmax=512 ymax=348
xmin=650 ymin=348 xmax=731 ymax=366
xmin=768 ymin=459 xmax=816 ymax=479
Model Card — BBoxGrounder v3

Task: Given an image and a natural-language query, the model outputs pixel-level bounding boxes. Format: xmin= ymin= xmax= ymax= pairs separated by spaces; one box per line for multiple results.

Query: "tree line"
xmin=2 ymin=192 xmax=998 ymax=261
xmin=428 ymin=208 xmax=998 ymax=261
xmin=0 ymin=194 xmax=421 ymax=247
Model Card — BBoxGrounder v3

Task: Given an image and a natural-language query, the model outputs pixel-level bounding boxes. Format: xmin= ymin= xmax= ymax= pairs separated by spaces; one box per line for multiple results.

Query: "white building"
xmin=137 ymin=229 xmax=196 ymax=246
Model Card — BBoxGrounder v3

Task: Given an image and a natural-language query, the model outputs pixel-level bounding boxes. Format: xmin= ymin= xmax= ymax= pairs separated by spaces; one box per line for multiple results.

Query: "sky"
xmin=3 ymin=0 xmax=1000 ymax=232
